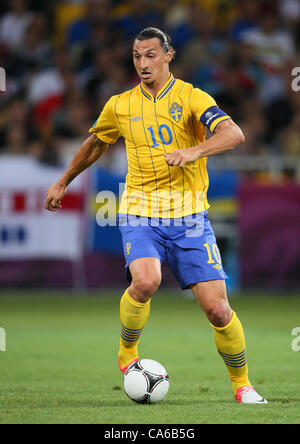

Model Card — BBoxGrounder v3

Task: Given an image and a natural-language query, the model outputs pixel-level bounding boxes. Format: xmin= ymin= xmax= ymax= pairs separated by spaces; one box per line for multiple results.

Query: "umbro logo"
xmin=125 ymin=242 xmax=131 ymax=255
xmin=130 ymin=116 xmax=142 ymax=122
xmin=213 ymin=264 xmax=222 ymax=270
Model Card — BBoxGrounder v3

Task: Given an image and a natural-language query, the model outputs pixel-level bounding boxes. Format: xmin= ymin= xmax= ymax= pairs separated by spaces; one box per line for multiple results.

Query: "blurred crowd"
xmin=0 ymin=0 xmax=299 ymax=175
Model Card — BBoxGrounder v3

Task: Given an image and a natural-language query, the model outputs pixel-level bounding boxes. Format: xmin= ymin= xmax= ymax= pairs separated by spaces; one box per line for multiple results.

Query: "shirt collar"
xmin=140 ymin=74 xmax=176 ymax=103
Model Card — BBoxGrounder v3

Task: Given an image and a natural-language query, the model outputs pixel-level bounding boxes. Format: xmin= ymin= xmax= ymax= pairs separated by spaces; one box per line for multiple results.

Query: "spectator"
xmin=241 ymin=8 xmax=295 ymax=71
xmin=178 ymin=7 xmax=228 ymax=95
xmin=280 ymin=0 xmax=300 ymax=27
xmin=0 ymin=0 xmax=299 ymax=170
xmin=236 ymin=98 xmax=268 ymax=156
xmin=67 ymin=0 xmax=111 ymax=48
xmin=0 ymin=0 xmax=33 ymax=51
xmin=113 ymin=0 xmax=163 ymax=40
xmin=180 ymin=8 xmax=226 ymax=65
xmin=70 ymin=21 xmax=116 ymax=73
xmin=51 ymin=89 xmax=91 ymax=140
xmin=51 ymin=88 xmax=93 ymax=162
xmin=18 ymin=14 xmax=53 ymax=71
xmin=26 ymin=50 xmax=74 ymax=130
xmin=97 ymin=63 xmax=133 ymax=104
xmin=241 ymin=7 xmax=296 ymax=105
xmin=229 ymin=0 xmax=260 ymax=42
xmin=169 ymin=2 xmax=200 ymax=51
xmin=163 ymin=0 xmax=189 ymax=31
xmin=3 ymin=123 xmax=27 ymax=155
xmin=280 ymin=112 xmax=300 ymax=156
xmin=0 ymin=96 xmax=40 ymax=151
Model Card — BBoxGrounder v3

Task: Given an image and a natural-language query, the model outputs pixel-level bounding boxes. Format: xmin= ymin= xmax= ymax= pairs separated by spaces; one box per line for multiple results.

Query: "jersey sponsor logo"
xmin=169 ymin=102 xmax=182 ymax=122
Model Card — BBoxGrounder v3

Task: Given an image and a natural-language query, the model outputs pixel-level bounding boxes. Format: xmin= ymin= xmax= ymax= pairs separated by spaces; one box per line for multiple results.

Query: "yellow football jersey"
xmin=89 ymin=74 xmax=231 ymax=218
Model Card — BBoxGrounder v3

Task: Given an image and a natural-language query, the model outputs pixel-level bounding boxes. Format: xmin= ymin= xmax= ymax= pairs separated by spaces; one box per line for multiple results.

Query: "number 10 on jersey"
xmin=147 ymin=125 xmax=173 ymax=147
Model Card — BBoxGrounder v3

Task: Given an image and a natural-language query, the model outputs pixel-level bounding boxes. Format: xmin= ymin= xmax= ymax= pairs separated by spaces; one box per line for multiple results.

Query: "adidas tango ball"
xmin=123 ymin=359 xmax=169 ymax=404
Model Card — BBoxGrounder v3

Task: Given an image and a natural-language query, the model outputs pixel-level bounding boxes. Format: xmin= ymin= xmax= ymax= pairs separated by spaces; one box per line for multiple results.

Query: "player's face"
xmin=133 ymin=38 xmax=172 ymax=87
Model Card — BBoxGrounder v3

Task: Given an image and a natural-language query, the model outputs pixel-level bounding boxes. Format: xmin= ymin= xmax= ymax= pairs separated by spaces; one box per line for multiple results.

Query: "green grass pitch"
xmin=0 ymin=290 xmax=300 ymax=424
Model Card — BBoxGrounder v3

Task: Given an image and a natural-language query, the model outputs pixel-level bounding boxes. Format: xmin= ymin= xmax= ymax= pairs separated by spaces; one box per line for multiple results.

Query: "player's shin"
xmin=211 ymin=311 xmax=251 ymax=393
xmin=119 ymin=288 xmax=150 ymax=370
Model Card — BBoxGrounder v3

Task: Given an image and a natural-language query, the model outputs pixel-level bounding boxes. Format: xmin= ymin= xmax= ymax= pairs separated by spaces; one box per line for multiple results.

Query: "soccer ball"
xmin=123 ymin=359 xmax=170 ymax=404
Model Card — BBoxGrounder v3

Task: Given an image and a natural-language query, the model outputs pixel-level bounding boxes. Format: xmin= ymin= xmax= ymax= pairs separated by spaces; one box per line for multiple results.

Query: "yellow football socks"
xmin=118 ymin=288 xmax=151 ymax=369
xmin=211 ymin=311 xmax=251 ymax=393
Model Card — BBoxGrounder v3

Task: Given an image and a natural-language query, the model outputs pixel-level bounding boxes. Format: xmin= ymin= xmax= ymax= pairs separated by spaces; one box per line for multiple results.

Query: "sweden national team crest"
xmin=169 ymin=102 xmax=182 ymax=122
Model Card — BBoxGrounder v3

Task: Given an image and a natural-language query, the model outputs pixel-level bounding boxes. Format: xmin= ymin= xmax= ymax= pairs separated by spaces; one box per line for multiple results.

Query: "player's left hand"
xmin=164 ymin=147 xmax=199 ymax=168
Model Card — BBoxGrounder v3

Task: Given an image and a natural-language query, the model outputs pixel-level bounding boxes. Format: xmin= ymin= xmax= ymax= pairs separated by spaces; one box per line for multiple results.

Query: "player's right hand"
xmin=44 ymin=183 xmax=67 ymax=212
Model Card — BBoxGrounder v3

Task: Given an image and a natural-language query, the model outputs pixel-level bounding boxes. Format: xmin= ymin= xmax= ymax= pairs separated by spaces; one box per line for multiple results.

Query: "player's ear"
xmin=166 ymin=49 xmax=173 ymax=63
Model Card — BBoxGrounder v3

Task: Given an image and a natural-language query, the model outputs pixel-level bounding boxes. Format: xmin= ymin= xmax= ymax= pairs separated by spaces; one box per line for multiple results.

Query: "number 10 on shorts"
xmin=203 ymin=243 xmax=222 ymax=264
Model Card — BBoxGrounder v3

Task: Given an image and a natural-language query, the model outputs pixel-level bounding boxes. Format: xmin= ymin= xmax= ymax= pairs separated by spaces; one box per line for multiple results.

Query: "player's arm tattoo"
xmin=92 ymin=135 xmax=108 ymax=156
xmin=93 ymin=135 xmax=107 ymax=148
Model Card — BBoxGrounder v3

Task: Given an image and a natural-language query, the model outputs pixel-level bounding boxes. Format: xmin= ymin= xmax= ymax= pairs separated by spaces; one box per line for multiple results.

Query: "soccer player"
xmin=45 ymin=27 xmax=267 ymax=404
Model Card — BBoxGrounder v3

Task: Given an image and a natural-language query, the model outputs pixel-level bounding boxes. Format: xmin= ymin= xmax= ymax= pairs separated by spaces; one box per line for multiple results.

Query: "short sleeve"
xmin=89 ymin=96 xmax=121 ymax=144
xmin=190 ymin=88 xmax=231 ymax=133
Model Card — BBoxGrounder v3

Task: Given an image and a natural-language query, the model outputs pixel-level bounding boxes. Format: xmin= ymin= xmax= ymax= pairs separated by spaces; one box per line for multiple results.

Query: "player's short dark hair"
xmin=135 ymin=27 xmax=176 ymax=60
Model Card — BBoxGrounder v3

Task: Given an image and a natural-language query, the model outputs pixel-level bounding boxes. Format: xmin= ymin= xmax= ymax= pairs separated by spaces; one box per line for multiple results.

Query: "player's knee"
xmin=131 ymin=274 xmax=161 ymax=303
xmin=206 ymin=303 xmax=232 ymax=327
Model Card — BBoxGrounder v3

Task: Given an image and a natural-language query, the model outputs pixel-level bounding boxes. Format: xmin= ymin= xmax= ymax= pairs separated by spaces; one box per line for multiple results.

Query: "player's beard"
xmin=140 ymin=73 xmax=157 ymax=88
xmin=143 ymin=79 xmax=155 ymax=87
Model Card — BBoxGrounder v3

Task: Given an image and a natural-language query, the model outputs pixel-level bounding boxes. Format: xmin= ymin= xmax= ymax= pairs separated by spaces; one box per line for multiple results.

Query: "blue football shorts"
xmin=118 ymin=210 xmax=228 ymax=290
